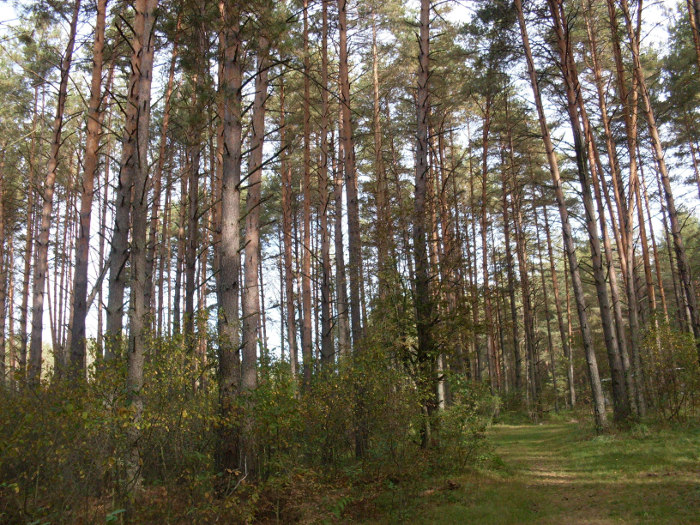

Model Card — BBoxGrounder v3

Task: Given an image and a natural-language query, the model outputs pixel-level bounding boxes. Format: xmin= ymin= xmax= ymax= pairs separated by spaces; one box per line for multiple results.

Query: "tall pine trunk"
xmin=338 ymin=0 xmax=363 ymax=347
xmin=69 ymin=0 xmax=109 ymax=377
xmin=241 ymin=35 xmax=269 ymax=479
xmin=413 ymin=0 xmax=437 ymax=446
xmin=515 ymin=0 xmax=607 ymax=430
xmin=547 ymin=0 xmax=630 ymax=421
xmin=28 ymin=0 xmax=81 ymax=384
xmin=217 ymin=0 xmax=244 ymax=476
xmin=124 ymin=0 xmax=158 ymax=492
xmin=319 ymin=0 xmax=333 ymax=366
xmin=620 ymin=0 xmax=700 ymax=360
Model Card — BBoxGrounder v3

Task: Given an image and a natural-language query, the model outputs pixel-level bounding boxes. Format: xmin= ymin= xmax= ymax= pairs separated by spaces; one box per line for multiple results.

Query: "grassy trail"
xmin=398 ymin=422 xmax=700 ymax=524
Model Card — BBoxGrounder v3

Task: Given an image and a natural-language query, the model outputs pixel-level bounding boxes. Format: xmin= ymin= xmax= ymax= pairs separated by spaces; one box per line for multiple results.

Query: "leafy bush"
xmin=642 ymin=322 xmax=700 ymax=421
xmin=0 ymin=333 xmax=494 ymax=523
xmin=435 ymin=376 xmax=499 ymax=470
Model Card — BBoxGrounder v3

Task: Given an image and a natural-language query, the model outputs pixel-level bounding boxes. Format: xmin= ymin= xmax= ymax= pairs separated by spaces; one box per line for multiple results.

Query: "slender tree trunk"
xmin=605 ymin=0 xmax=647 ymax=415
xmin=640 ymin=166 xmax=670 ymax=323
xmin=467 ymin=130 xmax=482 ymax=381
xmin=319 ymin=0 xmax=333 ymax=366
xmin=503 ymin=109 xmax=523 ymax=393
xmin=146 ymin=17 xmax=179 ymax=316
xmin=687 ymin=0 xmax=700 ymax=73
xmin=544 ymin=204 xmax=575 ymax=408
xmin=620 ymin=0 xmax=700 ymax=359
xmin=301 ymin=1 xmax=313 ymax=387
xmin=372 ymin=8 xmax=390 ymax=298
xmin=515 ymin=0 xmax=607 ymax=430
xmin=512 ymin=188 xmax=538 ymax=411
xmin=240 ymin=35 xmax=269 ymax=479
xmin=173 ymin=172 xmax=186 ymax=335
xmin=106 ymin=0 xmax=149 ymax=358
xmin=19 ymin=94 xmax=39 ymax=375
xmin=548 ymin=0 xmax=630 ymax=421
xmin=534 ymin=207 xmax=558 ymax=412
xmin=414 ymin=0 xmax=437 ymax=447
xmin=96 ymin=113 xmax=112 ymax=355
xmin=124 ymin=0 xmax=158 ymax=493
xmin=502 ymin=183 xmax=521 ymax=394
xmin=280 ymin=81 xmax=298 ymax=376
xmin=217 ymin=0 xmax=243 ymax=475
xmin=7 ymin=240 xmax=15 ymax=386
xmin=480 ymin=98 xmax=498 ymax=392
xmin=184 ymin=27 xmax=205 ymax=356
xmin=28 ymin=0 xmax=81 ymax=384
xmin=332 ymin=124 xmax=351 ymax=357
xmin=583 ymin=109 xmax=640 ymax=416
xmin=0 ymin=153 xmax=6 ymax=385
xmin=338 ymin=0 xmax=363 ymax=347
xmin=69 ymin=0 xmax=109 ymax=378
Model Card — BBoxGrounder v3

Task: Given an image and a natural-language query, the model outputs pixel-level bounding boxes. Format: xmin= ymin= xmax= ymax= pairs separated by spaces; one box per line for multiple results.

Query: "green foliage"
xmin=0 ymin=332 xmax=496 ymax=523
xmin=642 ymin=321 xmax=700 ymax=421
xmin=0 ymin=338 xmax=219 ymax=524
xmin=435 ymin=377 xmax=500 ymax=470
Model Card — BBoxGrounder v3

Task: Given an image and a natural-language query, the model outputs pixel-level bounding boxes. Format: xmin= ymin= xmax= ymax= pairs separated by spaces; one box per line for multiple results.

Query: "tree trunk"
xmin=548 ymin=0 xmax=630 ymax=421
xmin=512 ymin=187 xmax=538 ymax=411
xmin=687 ymin=0 xmax=700 ymax=73
xmin=480 ymin=97 xmax=498 ymax=393
xmin=319 ymin=0 xmax=333 ymax=366
xmin=333 ymin=122 xmax=351 ymax=358
xmin=543 ymin=204 xmax=575 ymax=408
xmin=533 ymin=206 xmax=558 ymax=412
xmin=413 ymin=0 xmax=437 ymax=447
xmin=184 ymin=25 xmax=205 ymax=356
xmin=301 ymin=0 xmax=313 ymax=387
xmin=216 ymin=0 xmax=244 ymax=476
xmin=173 ymin=172 xmax=186 ymax=335
xmin=372 ymin=8 xmax=390 ymax=298
xmin=124 ymin=0 xmax=158 ymax=493
xmin=620 ymin=0 xmax=700 ymax=360
xmin=515 ymin=0 xmax=607 ymax=430
xmin=338 ymin=0 xmax=363 ymax=347
xmin=0 ymin=153 xmax=6 ymax=385
xmin=146 ymin=16 xmax=180 ymax=318
xmin=241 ymin=35 xmax=269 ymax=479
xmin=68 ymin=0 xmax=109 ymax=378
xmin=28 ymin=0 xmax=81 ymax=385
xmin=280 ymin=81 xmax=298 ymax=376
xmin=96 ymin=103 xmax=114 ymax=354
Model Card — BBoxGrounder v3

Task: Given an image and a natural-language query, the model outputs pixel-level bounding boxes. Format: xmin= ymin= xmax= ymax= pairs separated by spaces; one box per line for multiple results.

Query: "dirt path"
xmin=411 ymin=422 xmax=700 ymax=524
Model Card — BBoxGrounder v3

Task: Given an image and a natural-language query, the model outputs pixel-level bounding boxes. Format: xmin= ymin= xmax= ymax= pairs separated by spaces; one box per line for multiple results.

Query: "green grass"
xmin=358 ymin=420 xmax=700 ymax=524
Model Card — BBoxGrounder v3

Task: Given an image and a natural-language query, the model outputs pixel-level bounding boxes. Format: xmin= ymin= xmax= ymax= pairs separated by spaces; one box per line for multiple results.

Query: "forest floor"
xmin=355 ymin=420 xmax=700 ymax=524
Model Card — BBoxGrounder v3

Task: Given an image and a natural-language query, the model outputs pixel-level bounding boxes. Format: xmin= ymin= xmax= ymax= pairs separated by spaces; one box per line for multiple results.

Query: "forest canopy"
xmin=0 ymin=0 xmax=698 ymax=522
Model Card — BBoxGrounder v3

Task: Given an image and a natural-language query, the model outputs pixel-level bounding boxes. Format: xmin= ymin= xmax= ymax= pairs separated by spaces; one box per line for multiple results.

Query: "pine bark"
xmin=338 ymin=0 xmax=363 ymax=347
xmin=319 ymin=0 xmax=333 ymax=366
xmin=241 ymin=34 xmax=270 ymax=478
xmin=515 ymin=0 xmax=607 ymax=430
xmin=414 ymin=0 xmax=437 ymax=446
xmin=125 ymin=0 xmax=158 ymax=491
xmin=145 ymin=16 xmax=180 ymax=317
xmin=620 ymin=0 xmax=700 ymax=360
xmin=217 ymin=0 xmax=244 ymax=475
xmin=301 ymin=0 xmax=313 ymax=386
xmin=547 ymin=0 xmax=630 ymax=421
xmin=28 ymin=0 xmax=81 ymax=384
xmin=69 ymin=0 xmax=109 ymax=378
xmin=279 ymin=81 xmax=298 ymax=376
xmin=333 ymin=118 xmax=351 ymax=357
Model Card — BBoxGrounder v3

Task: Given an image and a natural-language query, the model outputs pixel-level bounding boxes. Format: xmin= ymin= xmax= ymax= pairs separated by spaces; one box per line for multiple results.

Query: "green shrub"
xmin=642 ymin=322 xmax=699 ymax=421
xmin=435 ymin=376 xmax=499 ymax=470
